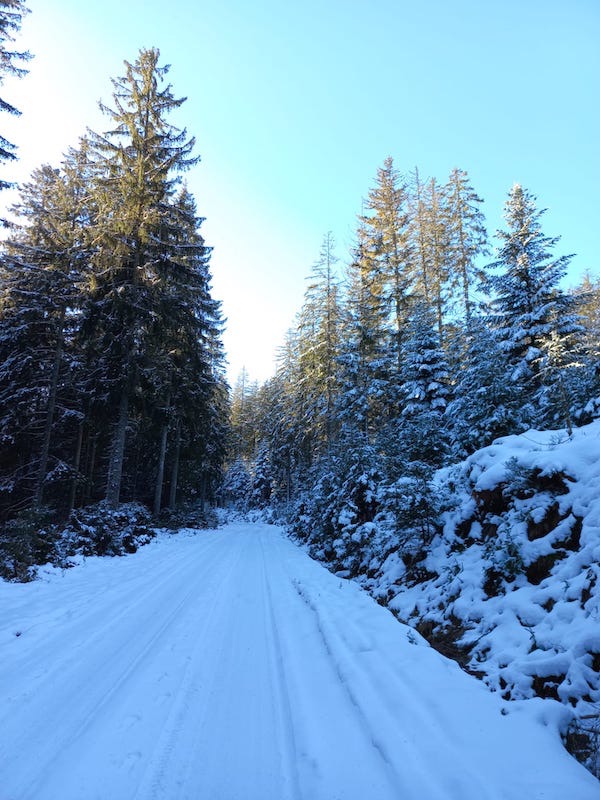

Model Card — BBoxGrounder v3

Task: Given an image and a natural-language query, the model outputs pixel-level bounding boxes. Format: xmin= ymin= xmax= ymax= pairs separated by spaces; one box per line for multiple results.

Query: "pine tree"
xmin=445 ymin=167 xmax=488 ymax=321
xmin=486 ymin=184 xmax=579 ymax=422
xmin=359 ymin=158 xmax=411 ymax=369
xmin=396 ymin=301 xmax=450 ymax=467
xmin=145 ymin=186 xmax=226 ymax=513
xmin=446 ymin=317 xmax=523 ymax=456
xmin=0 ymin=0 xmax=30 ymax=199
xmin=230 ymin=368 xmax=259 ymax=461
xmin=83 ymin=48 xmax=199 ymax=507
xmin=250 ymin=441 xmax=272 ymax=509
xmin=566 ymin=274 xmax=600 ymax=418
xmin=296 ymin=232 xmax=342 ymax=461
xmin=572 ymin=272 xmax=600 ymax=365
xmin=338 ymin=224 xmax=391 ymax=442
xmin=0 ymin=145 xmax=91 ymax=514
xmin=407 ymin=170 xmax=451 ymax=342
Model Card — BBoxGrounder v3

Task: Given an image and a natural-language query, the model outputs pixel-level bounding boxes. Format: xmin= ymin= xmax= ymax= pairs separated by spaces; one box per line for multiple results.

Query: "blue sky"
xmin=2 ymin=0 xmax=599 ymax=382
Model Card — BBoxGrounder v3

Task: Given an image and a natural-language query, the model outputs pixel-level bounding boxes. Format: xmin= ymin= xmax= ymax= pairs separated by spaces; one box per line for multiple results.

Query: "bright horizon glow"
xmin=2 ymin=0 xmax=599 ymax=385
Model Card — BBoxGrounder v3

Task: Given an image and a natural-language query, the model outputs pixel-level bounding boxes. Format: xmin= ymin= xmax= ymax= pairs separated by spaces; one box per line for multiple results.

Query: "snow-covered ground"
xmin=1 ymin=523 xmax=598 ymax=799
xmin=370 ymin=420 xmax=600 ymax=719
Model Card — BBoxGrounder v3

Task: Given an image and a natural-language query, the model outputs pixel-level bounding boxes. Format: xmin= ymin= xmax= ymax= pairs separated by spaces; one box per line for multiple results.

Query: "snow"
xmin=374 ymin=419 xmax=600 ymax=722
xmin=0 ymin=523 xmax=598 ymax=799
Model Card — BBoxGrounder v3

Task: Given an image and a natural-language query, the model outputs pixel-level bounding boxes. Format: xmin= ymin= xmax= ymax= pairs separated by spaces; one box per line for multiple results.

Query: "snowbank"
xmin=369 ymin=421 xmax=599 ymax=726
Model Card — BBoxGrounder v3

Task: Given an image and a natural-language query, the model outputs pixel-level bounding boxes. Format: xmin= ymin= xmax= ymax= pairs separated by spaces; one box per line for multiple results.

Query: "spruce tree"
xmin=407 ymin=170 xmax=451 ymax=342
xmin=446 ymin=317 xmax=523 ymax=456
xmin=83 ymin=48 xmax=199 ymax=507
xmin=0 ymin=0 xmax=30 ymax=199
xmin=486 ymin=184 xmax=578 ymax=423
xmin=396 ymin=301 xmax=450 ymax=467
xmin=445 ymin=167 xmax=488 ymax=321
xmin=0 ymin=146 xmax=91 ymax=513
xmin=338 ymin=224 xmax=391 ymax=443
xmin=359 ymin=158 xmax=411 ymax=370
xmin=230 ymin=368 xmax=259 ymax=461
xmin=296 ymin=232 xmax=342 ymax=461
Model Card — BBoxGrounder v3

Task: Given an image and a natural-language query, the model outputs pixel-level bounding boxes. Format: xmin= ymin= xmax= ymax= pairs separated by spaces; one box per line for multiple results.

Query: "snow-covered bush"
xmin=288 ymin=418 xmax=600 ymax=777
xmin=380 ymin=421 xmax=600 ymax=718
xmin=0 ymin=502 xmax=156 ymax=581
xmin=289 ymin=453 xmax=445 ymax=579
xmin=55 ymin=502 xmax=155 ymax=558
xmin=0 ymin=507 xmax=58 ymax=581
xmin=157 ymin=502 xmax=219 ymax=531
xmin=221 ymin=459 xmax=252 ymax=510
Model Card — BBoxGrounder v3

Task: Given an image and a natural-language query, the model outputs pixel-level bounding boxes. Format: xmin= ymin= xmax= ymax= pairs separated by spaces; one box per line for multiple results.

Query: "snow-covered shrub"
xmin=384 ymin=421 xmax=600 ymax=719
xmin=59 ymin=502 xmax=155 ymax=557
xmin=221 ymin=459 xmax=252 ymax=510
xmin=375 ymin=461 xmax=443 ymax=552
xmin=0 ymin=507 xmax=58 ymax=581
xmin=0 ymin=501 xmax=157 ymax=581
xmin=566 ymin=716 xmax=600 ymax=779
xmin=288 ymin=469 xmax=340 ymax=552
xmin=288 ymin=449 xmax=386 ymax=576
xmin=157 ymin=502 xmax=218 ymax=531
xmin=249 ymin=444 xmax=273 ymax=509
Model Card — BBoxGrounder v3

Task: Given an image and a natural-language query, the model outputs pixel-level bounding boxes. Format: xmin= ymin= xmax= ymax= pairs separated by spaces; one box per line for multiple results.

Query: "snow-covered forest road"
xmin=1 ymin=523 xmax=598 ymax=800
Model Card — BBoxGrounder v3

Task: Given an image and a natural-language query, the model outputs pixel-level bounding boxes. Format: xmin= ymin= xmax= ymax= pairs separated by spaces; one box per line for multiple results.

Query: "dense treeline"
xmin=227 ymin=158 xmax=600 ymax=574
xmin=0 ymin=47 xmax=228 ymax=526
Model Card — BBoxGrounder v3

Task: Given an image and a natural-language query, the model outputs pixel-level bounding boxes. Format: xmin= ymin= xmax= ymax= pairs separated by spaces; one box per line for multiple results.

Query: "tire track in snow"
xmin=263 ymin=521 xmax=490 ymax=800
xmin=2 ymin=533 xmax=232 ymax=800
xmin=258 ymin=532 xmax=302 ymax=800
xmin=131 ymin=532 xmax=247 ymax=800
xmin=0 ymin=532 xmax=223 ymax=689
xmin=288 ymin=576 xmax=414 ymax=798
xmin=292 ymin=577 xmax=496 ymax=800
xmin=261 ymin=530 xmax=406 ymax=800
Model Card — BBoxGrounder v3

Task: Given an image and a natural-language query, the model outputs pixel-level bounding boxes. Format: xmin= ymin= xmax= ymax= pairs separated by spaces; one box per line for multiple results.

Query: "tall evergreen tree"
xmin=396 ymin=301 xmax=450 ymax=467
xmin=83 ymin=48 xmax=199 ymax=507
xmin=446 ymin=316 xmax=523 ymax=456
xmin=296 ymin=232 xmax=342 ymax=461
xmin=230 ymin=368 xmax=259 ymax=462
xmin=338 ymin=224 xmax=390 ymax=442
xmin=407 ymin=170 xmax=451 ymax=342
xmin=486 ymin=184 xmax=578 ymax=422
xmin=445 ymin=167 xmax=488 ymax=321
xmin=0 ymin=0 xmax=30 ymax=199
xmin=359 ymin=157 xmax=412 ymax=369
xmin=0 ymin=145 xmax=91 ymax=513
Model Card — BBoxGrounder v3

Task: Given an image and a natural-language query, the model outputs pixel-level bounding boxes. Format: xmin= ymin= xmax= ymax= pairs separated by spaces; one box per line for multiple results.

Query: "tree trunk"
xmin=105 ymin=386 xmax=129 ymax=508
xmin=33 ymin=307 xmax=65 ymax=508
xmin=84 ymin=434 xmax=98 ymax=505
xmin=168 ymin=419 xmax=181 ymax=509
xmin=67 ymin=419 xmax=84 ymax=512
xmin=153 ymin=391 xmax=171 ymax=517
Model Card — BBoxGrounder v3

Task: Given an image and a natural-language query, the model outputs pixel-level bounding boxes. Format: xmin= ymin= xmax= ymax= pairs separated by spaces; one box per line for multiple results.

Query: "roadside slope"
xmin=0 ymin=524 xmax=597 ymax=799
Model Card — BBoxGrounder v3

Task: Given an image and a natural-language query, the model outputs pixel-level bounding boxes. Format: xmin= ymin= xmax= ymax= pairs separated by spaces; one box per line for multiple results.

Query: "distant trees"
xmin=0 ymin=48 xmax=228 ymax=521
xmin=227 ymin=163 xmax=596 ymax=577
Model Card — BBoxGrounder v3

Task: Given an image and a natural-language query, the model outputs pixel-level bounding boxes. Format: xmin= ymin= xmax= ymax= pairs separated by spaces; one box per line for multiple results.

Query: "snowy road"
xmin=0 ymin=523 xmax=598 ymax=800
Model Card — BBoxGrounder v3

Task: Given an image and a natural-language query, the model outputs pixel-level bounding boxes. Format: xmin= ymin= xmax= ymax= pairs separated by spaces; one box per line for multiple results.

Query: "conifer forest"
xmin=0 ymin=2 xmax=599 ymax=573
xmin=1 ymin=1 xmax=600 ymax=789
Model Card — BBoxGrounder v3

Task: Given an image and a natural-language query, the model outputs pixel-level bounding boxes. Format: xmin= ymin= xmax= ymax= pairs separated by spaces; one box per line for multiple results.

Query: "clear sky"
xmin=2 ymin=0 xmax=599 ymax=384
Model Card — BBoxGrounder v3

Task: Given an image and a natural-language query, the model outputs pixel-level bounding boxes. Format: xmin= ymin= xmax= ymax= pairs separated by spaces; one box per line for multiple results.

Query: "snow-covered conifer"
xmin=486 ymin=184 xmax=578 ymax=416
